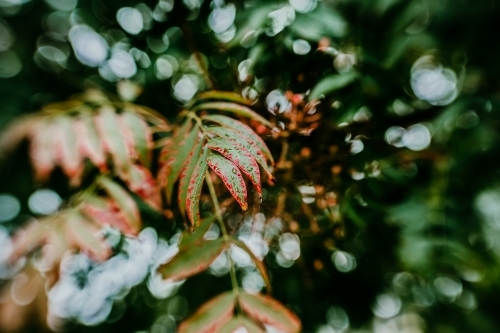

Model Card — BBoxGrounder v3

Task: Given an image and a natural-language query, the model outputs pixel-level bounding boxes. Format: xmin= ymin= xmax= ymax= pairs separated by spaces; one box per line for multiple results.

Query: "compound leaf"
xmin=207 ymin=151 xmax=248 ymax=211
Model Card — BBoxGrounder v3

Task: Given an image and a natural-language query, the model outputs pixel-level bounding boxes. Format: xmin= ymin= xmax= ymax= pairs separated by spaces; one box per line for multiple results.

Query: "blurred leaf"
xmin=309 ymin=71 xmax=358 ymax=101
xmin=202 ymin=114 xmax=274 ymax=164
xmin=121 ymin=111 xmax=152 ymax=167
xmin=207 ymin=126 xmax=275 ymax=182
xmin=75 ymin=111 xmax=107 ymax=172
xmin=29 ymin=120 xmax=57 ymax=182
xmin=81 ymin=195 xmax=137 ymax=236
xmin=230 ymin=238 xmax=271 ymax=293
xmin=96 ymin=176 xmax=141 ymax=234
xmin=186 ymin=147 xmax=209 ymax=227
xmin=193 ymin=102 xmax=273 ymax=128
xmin=207 ymin=137 xmax=262 ymax=200
xmin=207 ymin=151 xmax=248 ymax=211
xmin=178 ymin=292 xmax=235 ymax=333
xmin=179 ymin=215 xmax=216 ymax=248
xmin=239 ymin=292 xmax=301 ymax=333
xmin=126 ymin=164 xmax=162 ymax=211
xmin=191 ymin=91 xmax=252 ymax=107
xmin=158 ymin=238 xmax=227 ymax=281
xmin=55 ymin=115 xmax=83 ymax=185
xmin=67 ymin=212 xmax=111 ymax=261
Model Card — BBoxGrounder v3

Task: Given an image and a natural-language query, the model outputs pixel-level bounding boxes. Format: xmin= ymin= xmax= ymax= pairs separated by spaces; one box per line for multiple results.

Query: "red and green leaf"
xmin=218 ymin=315 xmax=266 ymax=333
xmin=206 ymin=137 xmax=262 ymax=200
xmin=206 ymin=126 xmax=274 ymax=181
xmin=178 ymin=136 xmax=204 ymax=217
xmin=126 ymin=164 xmax=162 ymax=211
xmin=238 ymin=292 xmax=301 ymax=333
xmin=96 ymin=176 xmax=140 ymax=234
xmin=186 ymin=147 xmax=209 ymax=227
xmin=158 ymin=238 xmax=227 ymax=281
xmin=54 ymin=115 xmax=84 ymax=186
xmin=94 ymin=106 xmax=130 ymax=179
xmin=121 ymin=111 xmax=152 ymax=167
xmin=67 ymin=213 xmax=111 ymax=262
xmin=29 ymin=120 xmax=57 ymax=182
xmin=202 ymin=114 xmax=274 ymax=164
xmin=178 ymin=292 xmax=235 ymax=333
xmin=191 ymin=91 xmax=252 ymax=107
xmin=207 ymin=151 xmax=248 ymax=211
xmin=75 ymin=112 xmax=107 ymax=172
xmin=230 ymin=238 xmax=271 ymax=293
xmin=179 ymin=215 xmax=216 ymax=248
xmin=80 ymin=196 xmax=137 ymax=236
xmin=192 ymin=102 xmax=272 ymax=128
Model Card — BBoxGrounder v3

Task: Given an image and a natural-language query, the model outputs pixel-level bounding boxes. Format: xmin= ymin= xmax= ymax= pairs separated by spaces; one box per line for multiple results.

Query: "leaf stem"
xmin=205 ymin=170 xmax=240 ymax=298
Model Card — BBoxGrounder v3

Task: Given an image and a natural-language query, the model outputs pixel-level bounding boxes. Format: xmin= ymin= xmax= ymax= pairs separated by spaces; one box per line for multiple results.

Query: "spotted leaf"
xmin=193 ymin=101 xmax=272 ymax=128
xmin=178 ymin=136 xmax=204 ymax=217
xmin=207 ymin=126 xmax=274 ymax=181
xmin=207 ymin=151 xmax=248 ymax=211
xmin=239 ymin=292 xmax=301 ymax=333
xmin=158 ymin=238 xmax=227 ymax=281
xmin=202 ymin=114 xmax=274 ymax=164
xmin=186 ymin=147 xmax=209 ymax=227
xmin=206 ymin=137 xmax=262 ymax=200
xmin=178 ymin=292 xmax=235 ymax=333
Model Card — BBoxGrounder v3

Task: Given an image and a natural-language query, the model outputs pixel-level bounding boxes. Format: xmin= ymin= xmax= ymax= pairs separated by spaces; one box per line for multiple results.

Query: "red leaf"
xmin=80 ymin=196 xmax=137 ymax=236
xmin=67 ymin=213 xmax=111 ymax=262
xmin=207 ymin=151 xmax=248 ymax=211
xmin=53 ymin=116 xmax=84 ymax=186
xmin=207 ymin=126 xmax=275 ymax=182
xmin=178 ymin=292 xmax=235 ymax=333
xmin=178 ymin=136 xmax=204 ymax=218
xmin=29 ymin=121 xmax=57 ymax=182
xmin=239 ymin=292 xmax=301 ymax=333
xmin=206 ymin=137 xmax=262 ymax=200
xmin=186 ymin=147 xmax=209 ymax=227
xmin=202 ymin=114 xmax=274 ymax=164
xmin=74 ymin=113 xmax=107 ymax=172
xmin=158 ymin=238 xmax=227 ymax=281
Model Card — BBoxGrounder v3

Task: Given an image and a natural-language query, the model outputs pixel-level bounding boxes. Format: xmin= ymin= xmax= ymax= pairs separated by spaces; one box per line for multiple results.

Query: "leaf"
xmin=96 ymin=176 xmax=141 ymax=235
xmin=126 ymin=164 xmax=162 ymax=211
xmin=158 ymin=120 xmax=199 ymax=205
xmin=121 ymin=111 xmax=152 ymax=167
xmin=193 ymin=102 xmax=273 ymax=128
xmin=178 ymin=292 xmax=235 ymax=333
xmin=230 ymin=238 xmax=271 ymax=293
xmin=54 ymin=115 xmax=84 ymax=186
xmin=218 ymin=316 xmax=266 ymax=333
xmin=94 ymin=105 xmax=130 ymax=179
xmin=179 ymin=215 xmax=216 ymax=248
xmin=178 ymin=136 xmax=204 ymax=217
xmin=309 ymin=71 xmax=358 ymax=101
xmin=238 ymin=293 xmax=301 ymax=333
xmin=207 ymin=151 xmax=248 ymax=211
xmin=191 ymin=91 xmax=252 ymax=107
xmin=80 ymin=196 xmax=137 ymax=236
xmin=207 ymin=126 xmax=275 ymax=182
xmin=75 ymin=112 xmax=107 ymax=172
xmin=67 ymin=213 xmax=111 ymax=262
xmin=158 ymin=238 xmax=227 ymax=281
xmin=29 ymin=120 xmax=57 ymax=182
xmin=186 ymin=147 xmax=209 ymax=227
xmin=206 ymin=137 xmax=262 ymax=200
xmin=202 ymin=114 xmax=274 ymax=164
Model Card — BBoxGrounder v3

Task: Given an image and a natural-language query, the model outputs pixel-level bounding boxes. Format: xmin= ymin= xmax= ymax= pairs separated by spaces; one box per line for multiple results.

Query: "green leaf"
xmin=218 ymin=316 xmax=266 ymax=333
xmin=159 ymin=122 xmax=199 ymax=205
xmin=186 ymin=147 xmax=209 ymax=227
xmin=202 ymin=114 xmax=274 ymax=164
xmin=206 ymin=137 xmax=262 ymax=200
xmin=75 ymin=111 xmax=107 ymax=172
xmin=96 ymin=176 xmax=141 ymax=234
xmin=121 ymin=111 xmax=152 ymax=167
xmin=207 ymin=151 xmax=248 ymax=211
xmin=158 ymin=238 xmax=227 ymax=281
xmin=178 ymin=136 xmax=204 ymax=218
xmin=309 ymin=71 xmax=358 ymax=101
xmin=179 ymin=215 xmax=216 ymax=248
xmin=191 ymin=91 xmax=251 ymax=107
xmin=230 ymin=238 xmax=271 ymax=294
xmin=94 ymin=105 xmax=130 ymax=179
xmin=207 ymin=126 xmax=275 ymax=183
xmin=178 ymin=292 xmax=235 ymax=333
xmin=193 ymin=102 xmax=273 ymax=128
xmin=239 ymin=292 xmax=301 ymax=333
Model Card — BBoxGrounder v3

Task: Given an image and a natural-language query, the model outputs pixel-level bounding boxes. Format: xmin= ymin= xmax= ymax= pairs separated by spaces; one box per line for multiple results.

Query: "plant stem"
xmin=205 ymin=170 xmax=240 ymax=297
